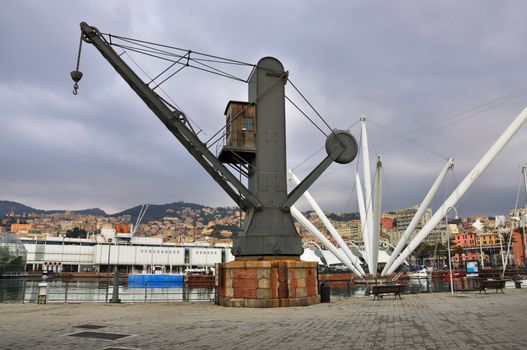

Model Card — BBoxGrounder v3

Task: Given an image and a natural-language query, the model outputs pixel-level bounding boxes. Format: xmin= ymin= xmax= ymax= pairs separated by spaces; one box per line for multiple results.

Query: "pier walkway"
xmin=1 ymin=289 xmax=526 ymax=349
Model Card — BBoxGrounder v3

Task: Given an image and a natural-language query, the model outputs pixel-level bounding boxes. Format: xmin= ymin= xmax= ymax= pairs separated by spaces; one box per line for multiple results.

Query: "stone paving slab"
xmin=1 ymin=290 xmax=526 ymax=349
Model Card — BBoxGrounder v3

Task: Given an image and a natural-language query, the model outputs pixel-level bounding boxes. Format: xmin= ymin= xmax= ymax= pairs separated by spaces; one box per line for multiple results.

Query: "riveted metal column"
xmin=233 ymin=57 xmax=303 ymax=257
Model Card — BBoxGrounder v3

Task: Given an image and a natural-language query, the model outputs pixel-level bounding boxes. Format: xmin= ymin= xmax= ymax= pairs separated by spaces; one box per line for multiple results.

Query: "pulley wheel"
xmin=325 ymin=130 xmax=358 ymax=164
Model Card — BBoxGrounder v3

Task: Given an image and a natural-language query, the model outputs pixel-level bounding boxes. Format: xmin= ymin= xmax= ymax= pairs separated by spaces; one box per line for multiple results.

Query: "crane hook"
xmin=71 ymin=33 xmax=84 ymax=96
xmin=70 ymin=70 xmax=83 ymax=95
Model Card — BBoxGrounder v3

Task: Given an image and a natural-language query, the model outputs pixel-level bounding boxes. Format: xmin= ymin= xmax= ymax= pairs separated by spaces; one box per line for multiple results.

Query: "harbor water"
xmin=0 ymin=275 xmax=499 ymax=303
xmin=0 ymin=278 xmax=214 ymax=303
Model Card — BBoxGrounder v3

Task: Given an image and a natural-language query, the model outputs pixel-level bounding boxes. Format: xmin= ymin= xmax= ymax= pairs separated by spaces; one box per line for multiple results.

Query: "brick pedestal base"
xmin=216 ymin=259 xmax=319 ymax=307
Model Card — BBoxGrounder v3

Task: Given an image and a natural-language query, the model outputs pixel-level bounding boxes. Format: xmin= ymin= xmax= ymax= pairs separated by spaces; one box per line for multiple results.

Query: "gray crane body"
xmin=78 ymin=22 xmax=358 ymax=258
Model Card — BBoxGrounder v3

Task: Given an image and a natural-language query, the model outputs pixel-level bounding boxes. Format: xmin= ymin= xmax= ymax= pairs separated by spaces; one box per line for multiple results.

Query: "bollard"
xmin=38 ymin=282 xmax=48 ymax=304
xmin=22 ymin=279 xmax=27 ymax=304
xmin=65 ymin=281 xmax=69 ymax=303
xmin=426 ymin=277 xmax=430 ymax=293
xmin=110 ymin=270 xmax=121 ymax=303
xmin=320 ymin=282 xmax=331 ymax=303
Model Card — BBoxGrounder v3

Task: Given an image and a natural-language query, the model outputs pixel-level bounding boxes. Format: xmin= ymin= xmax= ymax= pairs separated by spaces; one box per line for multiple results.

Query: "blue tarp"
xmin=127 ymin=274 xmax=184 ymax=288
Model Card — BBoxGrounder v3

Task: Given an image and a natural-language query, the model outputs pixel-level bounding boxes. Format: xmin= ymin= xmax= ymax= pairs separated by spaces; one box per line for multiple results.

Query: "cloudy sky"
xmin=1 ymin=1 xmax=526 ymax=216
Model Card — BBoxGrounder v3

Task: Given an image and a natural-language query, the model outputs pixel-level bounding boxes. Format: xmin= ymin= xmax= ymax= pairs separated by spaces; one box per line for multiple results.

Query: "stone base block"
xmin=216 ymin=259 xmax=319 ymax=308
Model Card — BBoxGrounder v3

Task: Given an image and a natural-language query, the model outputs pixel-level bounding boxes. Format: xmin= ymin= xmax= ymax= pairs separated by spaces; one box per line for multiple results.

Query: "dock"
xmin=1 ymin=289 xmax=526 ymax=349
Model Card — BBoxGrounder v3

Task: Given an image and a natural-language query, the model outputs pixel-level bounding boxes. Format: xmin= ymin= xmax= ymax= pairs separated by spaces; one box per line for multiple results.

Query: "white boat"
xmin=407 ymin=268 xmax=430 ymax=279
xmin=505 ymin=279 xmax=527 ymax=289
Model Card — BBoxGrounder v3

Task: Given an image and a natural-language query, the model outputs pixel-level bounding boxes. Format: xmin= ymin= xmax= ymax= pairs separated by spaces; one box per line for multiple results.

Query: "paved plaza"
xmin=1 ymin=289 xmax=526 ymax=349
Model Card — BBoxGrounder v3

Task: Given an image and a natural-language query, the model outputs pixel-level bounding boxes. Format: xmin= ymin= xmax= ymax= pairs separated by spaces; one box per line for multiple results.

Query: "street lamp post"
xmin=446 ymin=207 xmax=458 ymax=296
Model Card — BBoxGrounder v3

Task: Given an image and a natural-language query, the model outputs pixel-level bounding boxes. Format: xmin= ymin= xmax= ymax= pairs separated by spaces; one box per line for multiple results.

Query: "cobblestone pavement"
xmin=1 ymin=290 xmax=526 ymax=350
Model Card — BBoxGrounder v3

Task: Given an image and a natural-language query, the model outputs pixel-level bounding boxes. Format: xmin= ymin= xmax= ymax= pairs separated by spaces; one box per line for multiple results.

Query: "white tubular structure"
xmin=356 ymin=171 xmax=370 ymax=271
xmin=291 ymin=206 xmax=363 ymax=277
xmin=381 ymin=157 xmax=454 ymax=275
xmin=386 ymin=106 xmax=527 ymax=275
xmin=360 ymin=117 xmax=375 ymax=274
xmin=132 ymin=204 xmax=149 ymax=235
xmin=288 ymin=170 xmax=365 ymax=275
xmin=371 ymin=156 xmax=382 ymax=273
xmin=523 ymin=167 xmax=527 ymax=205
xmin=523 ymin=167 xmax=527 ymax=264
xmin=502 ymin=228 xmax=514 ymax=277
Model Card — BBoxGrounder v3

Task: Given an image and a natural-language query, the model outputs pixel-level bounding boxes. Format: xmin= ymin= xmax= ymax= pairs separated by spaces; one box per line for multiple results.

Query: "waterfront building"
xmin=451 ymin=220 xmax=524 ymax=268
xmin=19 ymin=234 xmax=234 ymax=274
xmin=395 ymin=205 xmax=433 ymax=242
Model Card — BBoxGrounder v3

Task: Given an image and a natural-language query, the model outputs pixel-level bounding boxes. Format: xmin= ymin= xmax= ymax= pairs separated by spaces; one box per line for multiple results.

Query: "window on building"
xmin=242 ymin=117 xmax=254 ymax=131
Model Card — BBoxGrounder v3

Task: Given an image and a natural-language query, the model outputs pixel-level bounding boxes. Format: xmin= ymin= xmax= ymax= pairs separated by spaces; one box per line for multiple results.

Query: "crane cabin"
xmin=218 ymin=101 xmax=256 ymax=164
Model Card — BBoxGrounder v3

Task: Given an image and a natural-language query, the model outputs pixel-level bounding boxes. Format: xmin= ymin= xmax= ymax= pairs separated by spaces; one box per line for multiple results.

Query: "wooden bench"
xmin=371 ymin=284 xmax=405 ymax=300
xmin=479 ymin=279 xmax=506 ymax=294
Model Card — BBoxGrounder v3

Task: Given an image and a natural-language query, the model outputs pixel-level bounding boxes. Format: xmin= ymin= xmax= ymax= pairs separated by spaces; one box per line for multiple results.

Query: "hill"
xmin=1 ymin=200 xmax=360 ymax=224
xmin=110 ymin=201 xmax=207 ymax=223
xmin=0 ymin=200 xmax=107 ymax=217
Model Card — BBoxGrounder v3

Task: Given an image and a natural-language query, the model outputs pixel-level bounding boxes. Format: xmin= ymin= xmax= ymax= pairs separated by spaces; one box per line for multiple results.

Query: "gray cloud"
xmin=1 ymin=1 xmax=526 ymax=216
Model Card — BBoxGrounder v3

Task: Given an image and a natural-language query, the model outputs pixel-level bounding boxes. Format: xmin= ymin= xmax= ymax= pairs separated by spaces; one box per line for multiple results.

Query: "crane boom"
xmin=79 ymin=22 xmax=261 ymax=210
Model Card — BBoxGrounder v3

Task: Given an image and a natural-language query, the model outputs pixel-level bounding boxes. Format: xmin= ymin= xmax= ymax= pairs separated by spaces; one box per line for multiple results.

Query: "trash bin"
xmin=320 ymin=283 xmax=331 ymax=303
xmin=38 ymin=282 xmax=48 ymax=304
xmin=515 ymin=281 xmax=522 ymax=289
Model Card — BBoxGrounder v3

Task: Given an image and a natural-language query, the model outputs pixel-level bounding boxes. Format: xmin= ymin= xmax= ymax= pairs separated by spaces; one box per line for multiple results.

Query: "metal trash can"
xmin=38 ymin=282 xmax=48 ymax=304
xmin=320 ymin=283 xmax=331 ymax=303
xmin=515 ymin=281 xmax=522 ymax=289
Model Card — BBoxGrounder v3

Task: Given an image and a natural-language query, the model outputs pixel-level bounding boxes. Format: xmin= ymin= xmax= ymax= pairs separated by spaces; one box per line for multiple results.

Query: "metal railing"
xmin=0 ymin=279 xmax=214 ymax=303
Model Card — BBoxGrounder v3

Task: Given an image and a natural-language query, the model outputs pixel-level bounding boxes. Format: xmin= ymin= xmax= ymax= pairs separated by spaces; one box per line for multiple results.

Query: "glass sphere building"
xmin=0 ymin=233 xmax=27 ymax=276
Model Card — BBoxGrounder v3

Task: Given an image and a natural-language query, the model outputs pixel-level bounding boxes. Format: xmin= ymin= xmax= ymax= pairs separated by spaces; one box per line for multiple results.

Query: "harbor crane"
xmin=71 ymin=22 xmax=358 ymax=258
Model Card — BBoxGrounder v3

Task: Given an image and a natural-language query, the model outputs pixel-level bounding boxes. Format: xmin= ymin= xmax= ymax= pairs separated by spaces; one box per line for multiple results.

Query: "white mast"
xmin=371 ymin=155 xmax=382 ymax=273
xmin=381 ymin=157 xmax=454 ymax=275
xmin=288 ymin=170 xmax=365 ymax=275
xmin=132 ymin=204 xmax=149 ymax=236
xmin=360 ymin=117 xmax=375 ymax=274
xmin=523 ymin=167 xmax=527 ymax=200
xmin=291 ymin=206 xmax=364 ymax=277
xmin=386 ymin=106 xmax=527 ymax=275
xmin=355 ymin=171 xmax=370 ymax=272
xmin=522 ymin=167 xmax=527 ymax=266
